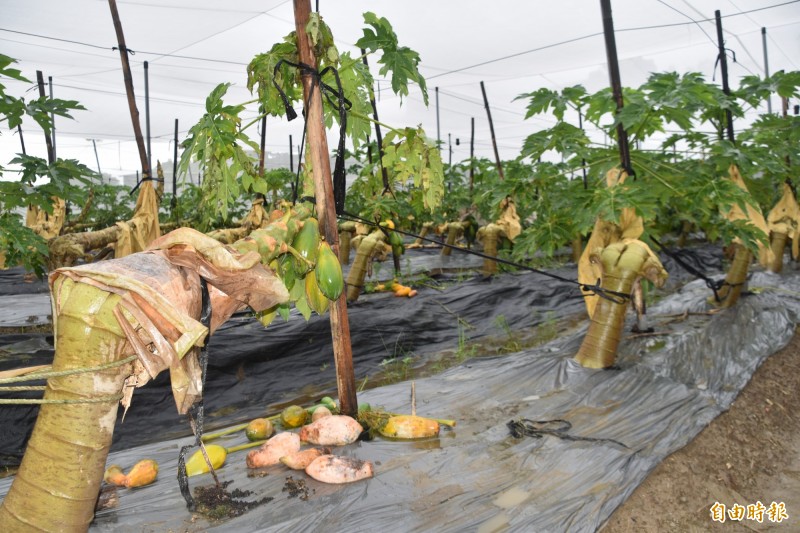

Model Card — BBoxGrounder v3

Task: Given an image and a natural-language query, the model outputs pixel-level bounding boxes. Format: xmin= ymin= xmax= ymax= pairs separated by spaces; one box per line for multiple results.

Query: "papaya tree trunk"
xmin=571 ymin=234 xmax=583 ymax=264
xmin=574 ymin=241 xmax=667 ymax=369
xmin=411 ymin=222 xmax=433 ymax=247
xmin=0 ymin=210 xmax=303 ymax=532
xmin=338 ymin=221 xmax=356 ymax=265
xmin=480 ymin=223 xmax=501 ymax=277
xmin=441 ymin=222 xmax=461 ymax=257
xmin=0 ymin=281 xmax=131 ymax=531
xmin=677 ymin=220 xmax=692 ymax=248
xmin=713 ymin=243 xmax=752 ymax=308
xmin=345 ymin=231 xmax=386 ymax=302
xmin=768 ymin=232 xmax=788 ymax=273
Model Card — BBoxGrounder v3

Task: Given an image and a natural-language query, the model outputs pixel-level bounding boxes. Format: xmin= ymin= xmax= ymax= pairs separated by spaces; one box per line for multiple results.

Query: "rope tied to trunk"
xmin=649 ymin=236 xmax=743 ymax=302
xmin=178 ymin=277 xmax=214 ymax=512
xmin=339 ymin=211 xmax=632 ymax=304
xmin=272 ymin=59 xmax=351 ymax=215
xmin=0 ymin=354 xmax=138 ymax=405
xmin=507 ymin=418 xmax=629 ymax=449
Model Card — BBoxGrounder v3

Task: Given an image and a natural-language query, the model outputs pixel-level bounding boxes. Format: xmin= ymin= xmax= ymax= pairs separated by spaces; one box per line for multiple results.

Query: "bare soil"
xmin=603 ymin=327 xmax=800 ymax=532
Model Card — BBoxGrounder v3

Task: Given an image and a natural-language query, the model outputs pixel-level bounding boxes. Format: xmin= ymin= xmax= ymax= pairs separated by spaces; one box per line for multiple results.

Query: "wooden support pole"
xmin=715 ymin=10 xmax=735 ymax=143
xmin=480 ymin=81 xmax=504 ymax=180
xmin=600 ymin=0 xmax=632 ymax=174
xmin=293 ymin=0 xmax=357 ymax=417
xmin=108 ymin=0 xmax=151 ymax=179
xmin=36 ymin=71 xmax=54 ymax=164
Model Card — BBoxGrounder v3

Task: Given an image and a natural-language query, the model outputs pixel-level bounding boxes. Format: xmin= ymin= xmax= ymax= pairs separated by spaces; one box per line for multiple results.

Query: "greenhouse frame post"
xmin=480 ymin=81 xmax=505 ymax=180
xmin=171 ymin=118 xmax=178 ymax=213
xmin=469 ymin=117 xmax=475 ymax=195
xmin=144 ymin=61 xmax=151 ymax=173
xmin=599 ymin=0 xmax=632 ymax=176
xmin=293 ymin=0 xmax=358 ymax=417
xmin=108 ymin=0 xmax=151 ymax=180
xmin=93 ymin=139 xmax=102 ymax=180
xmin=289 ymin=134 xmax=294 ymax=173
xmin=435 ymin=86 xmax=441 ymax=151
xmin=762 ymin=27 xmax=771 ymax=114
xmin=715 ymin=10 xmax=735 ymax=143
xmin=17 ymin=125 xmax=26 ymax=156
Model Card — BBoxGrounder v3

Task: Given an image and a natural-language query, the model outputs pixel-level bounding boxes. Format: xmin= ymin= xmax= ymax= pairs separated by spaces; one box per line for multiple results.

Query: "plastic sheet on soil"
xmin=1 ymin=244 xmax=795 ymax=532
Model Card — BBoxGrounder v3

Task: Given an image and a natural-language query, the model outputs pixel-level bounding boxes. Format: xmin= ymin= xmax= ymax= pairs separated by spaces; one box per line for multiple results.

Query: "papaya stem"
xmin=225 ymin=440 xmax=266 ymax=454
xmin=201 ymin=422 xmax=250 ymax=442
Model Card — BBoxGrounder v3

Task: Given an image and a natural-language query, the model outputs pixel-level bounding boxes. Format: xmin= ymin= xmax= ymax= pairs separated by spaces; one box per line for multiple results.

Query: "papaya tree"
xmin=0 ymin=54 xmax=95 ymax=275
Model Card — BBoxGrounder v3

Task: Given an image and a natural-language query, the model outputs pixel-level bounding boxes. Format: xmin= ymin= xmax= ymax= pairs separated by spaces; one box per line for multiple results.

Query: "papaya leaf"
xmin=356 ymin=12 xmax=428 ymax=104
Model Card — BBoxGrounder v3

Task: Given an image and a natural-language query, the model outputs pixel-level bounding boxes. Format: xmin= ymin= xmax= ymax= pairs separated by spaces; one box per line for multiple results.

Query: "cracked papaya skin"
xmin=315 ymin=241 xmax=344 ymax=301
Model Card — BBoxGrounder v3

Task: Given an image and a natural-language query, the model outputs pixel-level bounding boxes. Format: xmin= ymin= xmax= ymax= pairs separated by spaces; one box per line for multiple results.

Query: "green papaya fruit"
xmin=292 ymin=217 xmax=320 ymax=266
xmin=315 ymin=241 xmax=344 ymax=301
xmin=305 ymin=270 xmax=330 ymax=315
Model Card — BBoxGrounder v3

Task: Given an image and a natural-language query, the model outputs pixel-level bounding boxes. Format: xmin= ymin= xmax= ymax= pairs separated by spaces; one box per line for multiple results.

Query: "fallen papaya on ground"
xmin=246 ymin=432 xmax=301 ymax=468
xmin=299 ymin=415 xmax=364 ymax=446
xmin=305 ymin=455 xmax=374 ymax=484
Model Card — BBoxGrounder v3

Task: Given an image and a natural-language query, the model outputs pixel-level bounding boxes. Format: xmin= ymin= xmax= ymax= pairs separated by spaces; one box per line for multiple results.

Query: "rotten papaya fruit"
xmin=315 ymin=241 xmax=344 ymax=301
xmin=123 ymin=459 xmax=159 ymax=488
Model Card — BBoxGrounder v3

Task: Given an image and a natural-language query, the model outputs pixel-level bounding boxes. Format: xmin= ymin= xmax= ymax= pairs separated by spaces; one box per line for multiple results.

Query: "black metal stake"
xmin=762 ymin=27 xmax=771 ymax=114
xmin=715 ymin=10 xmax=735 ymax=143
xmin=600 ymin=0 xmax=632 ymax=176
xmin=469 ymin=117 xmax=475 ymax=196
xmin=289 ymin=134 xmax=294 ymax=173
xmin=578 ymin=106 xmax=588 ymax=189
xmin=361 ymin=49 xmax=390 ymax=192
xmin=480 ymin=80 xmax=504 ymax=180
xmin=435 ymin=86 xmax=441 ymax=151
xmin=92 ymin=139 xmax=102 ymax=181
xmin=48 ymin=76 xmax=56 ymax=160
xmin=36 ymin=71 xmax=54 ymax=164
xmin=17 ymin=125 xmax=26 ymax=156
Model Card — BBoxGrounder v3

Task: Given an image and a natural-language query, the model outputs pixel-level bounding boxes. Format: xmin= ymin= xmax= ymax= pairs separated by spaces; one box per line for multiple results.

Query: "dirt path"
xmin=603 ymin=327 xmax=800 ymax=532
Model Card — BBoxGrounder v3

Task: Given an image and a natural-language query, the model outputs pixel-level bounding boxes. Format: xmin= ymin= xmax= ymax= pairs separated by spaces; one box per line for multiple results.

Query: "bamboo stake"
xmin=293 ymin=0 xmax=357 ymax=417
xmin=108 ymin=0 xmax=151 ymax=180
xmin=480 ymin=81 xmax=504 ymax=180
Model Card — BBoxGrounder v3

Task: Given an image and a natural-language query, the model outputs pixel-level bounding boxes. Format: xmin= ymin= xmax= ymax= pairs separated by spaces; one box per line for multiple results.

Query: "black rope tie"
xmin=272 ymin=59 xmax=351 ymax=214
xmin=507 ymin=418 xmax=629 ymax=449
xmin=128 ymin=175 xmax=164 ymax=196
xmin=112 ymin=45 xmax=135 ymax=55
xmin=649 ymin=236 xmax=741 ymax=302
xmin=338 ymin=210 xmax=633 ymax=304
xmin=178 ymin=277 xmax=213 ymax=511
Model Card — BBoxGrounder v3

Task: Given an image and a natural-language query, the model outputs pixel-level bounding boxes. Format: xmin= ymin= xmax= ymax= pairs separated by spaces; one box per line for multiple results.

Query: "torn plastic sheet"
xmin=1 ymin=257 xmax=798 ymax=531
